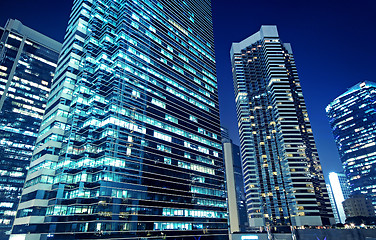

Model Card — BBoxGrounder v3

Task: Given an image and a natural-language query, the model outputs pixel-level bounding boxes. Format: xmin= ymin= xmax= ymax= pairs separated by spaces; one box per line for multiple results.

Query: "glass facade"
xmin=230 ymin=26 xmax=334 ymax=227
xmin=326 ymin=81 xmax=376 ymax=211
xmin=327 ymin=172 xmax=350 ymax=223
xmin=11 ymin=1 xmax=227 ymax=240
xmin=0 ymin=19 xmax=61 ymax=238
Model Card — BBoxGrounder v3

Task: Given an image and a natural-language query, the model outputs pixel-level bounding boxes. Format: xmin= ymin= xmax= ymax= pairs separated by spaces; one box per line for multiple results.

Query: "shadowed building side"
xmin=221 ymin=127 xmax=248 ymax=234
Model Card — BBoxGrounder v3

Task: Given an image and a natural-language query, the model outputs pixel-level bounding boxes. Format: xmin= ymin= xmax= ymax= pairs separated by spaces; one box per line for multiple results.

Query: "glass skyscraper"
xmin=0 ymin=19 xmax=61 ymax=239
xmin=326 ymin=81 xmax=376 ymax=211
xmin=230 ymin=25 xmax=334 ymax=227
xmin=11 ymin=1 xmax=227 ymax=240
xmin=327 ymin=172 xmax=350 ymax=223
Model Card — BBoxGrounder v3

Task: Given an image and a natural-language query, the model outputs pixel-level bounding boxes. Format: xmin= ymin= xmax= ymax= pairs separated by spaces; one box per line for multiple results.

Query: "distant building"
xmin=343 ymin=195 xmax=375 ymax=218
xmin=326 ymin=81 xmax=376 ymax=210
xmin=230 ymin=25 xmax=334 ymax=227
xmin=221 ymin=126 xmax=231 ymax=143
xmin=327 ymin=172 xmax=351 ymax=223
xmin=221 ymin=127 xmax=248 ymax=233
xmin=0 ymin=19 xmax=61 ymax=238
xmin=326 ymin=184 xmax=339 ymax=223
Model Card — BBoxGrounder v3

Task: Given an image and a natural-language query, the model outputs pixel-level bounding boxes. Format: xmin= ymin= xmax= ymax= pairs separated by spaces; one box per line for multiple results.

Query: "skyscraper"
xmin=230 ymin=25 xmax=334 ymax=227
xmin=326 ymin=81 xmax=376 ymax=211
xmin=0 ymin=19 xmax=61 ymax=238
xmin=11 ymin=1 xmax=227 ymax=240
xmin=221 ymin=127 xmax=248 ymax=233
xmin=327 ymin=172 xmax=350 ymax=223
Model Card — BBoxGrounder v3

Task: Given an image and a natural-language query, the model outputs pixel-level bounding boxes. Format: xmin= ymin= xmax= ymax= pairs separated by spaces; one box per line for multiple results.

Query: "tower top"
xmin=230 ymin=25 xmax=279 ymax=57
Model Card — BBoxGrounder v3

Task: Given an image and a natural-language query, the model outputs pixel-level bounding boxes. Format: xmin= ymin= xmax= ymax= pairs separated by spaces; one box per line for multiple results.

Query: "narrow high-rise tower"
xmin=0 ymin=19 xmax=61 ymax=239
xmin=11 ymin=1 xmax=227 ymax=240
xmin=221 ymin=127 xmax=248 ymax=233
xmin=230 ymin=25 xmax=334 ymax=227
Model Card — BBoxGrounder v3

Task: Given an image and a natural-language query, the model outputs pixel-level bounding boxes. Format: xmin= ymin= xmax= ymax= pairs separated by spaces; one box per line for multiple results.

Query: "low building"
xmin=343 ymin=195 xmax=375 ymax=218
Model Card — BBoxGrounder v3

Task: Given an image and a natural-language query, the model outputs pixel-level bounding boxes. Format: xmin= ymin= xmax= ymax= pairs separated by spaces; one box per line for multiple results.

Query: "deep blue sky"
xmin=1 ymin=0 xmax=375 ymax=179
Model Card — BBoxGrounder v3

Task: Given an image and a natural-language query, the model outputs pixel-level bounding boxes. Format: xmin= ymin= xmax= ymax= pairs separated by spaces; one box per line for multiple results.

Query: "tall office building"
xmin=0 ymin=19 xmax=61 ymax=238
xmin=230 ymin=25 xmax=334 ymax=227
xmin=221 ymin=127 xmax=248 ymax=233
xmin=327 ymin=172 xmax=350 ymax=223
xmin=326 ymin=81 xmax=376 ymax=210
xmin=11 ymin=0 xmax=227 ymax=240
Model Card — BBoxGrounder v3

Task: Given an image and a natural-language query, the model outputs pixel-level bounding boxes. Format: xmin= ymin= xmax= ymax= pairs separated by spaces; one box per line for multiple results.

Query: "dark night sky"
xmin=1 ymin=0 xmax=375 ymax=180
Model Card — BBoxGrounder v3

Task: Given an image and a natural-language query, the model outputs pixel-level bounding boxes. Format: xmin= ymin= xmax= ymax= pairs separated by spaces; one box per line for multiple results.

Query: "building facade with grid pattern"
xmin=0 ymin=19 xmax=61 ymax=239
xmin=326 ymin=81 xmax=376 ymax=212
xmin=230 ymin=25 xmax=334 ymax=227
xmin=11 ymin=0 xmax=227 ymax=239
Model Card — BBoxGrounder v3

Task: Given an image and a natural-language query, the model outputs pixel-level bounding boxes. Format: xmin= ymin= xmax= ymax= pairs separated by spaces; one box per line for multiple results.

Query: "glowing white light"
xmin=9 ymin=234 xmax=26 ymax=240
xmin=329 ymin=172 xmax=346 ymax=223
xmin=241 ymin=236 xmax=259 ymax=240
